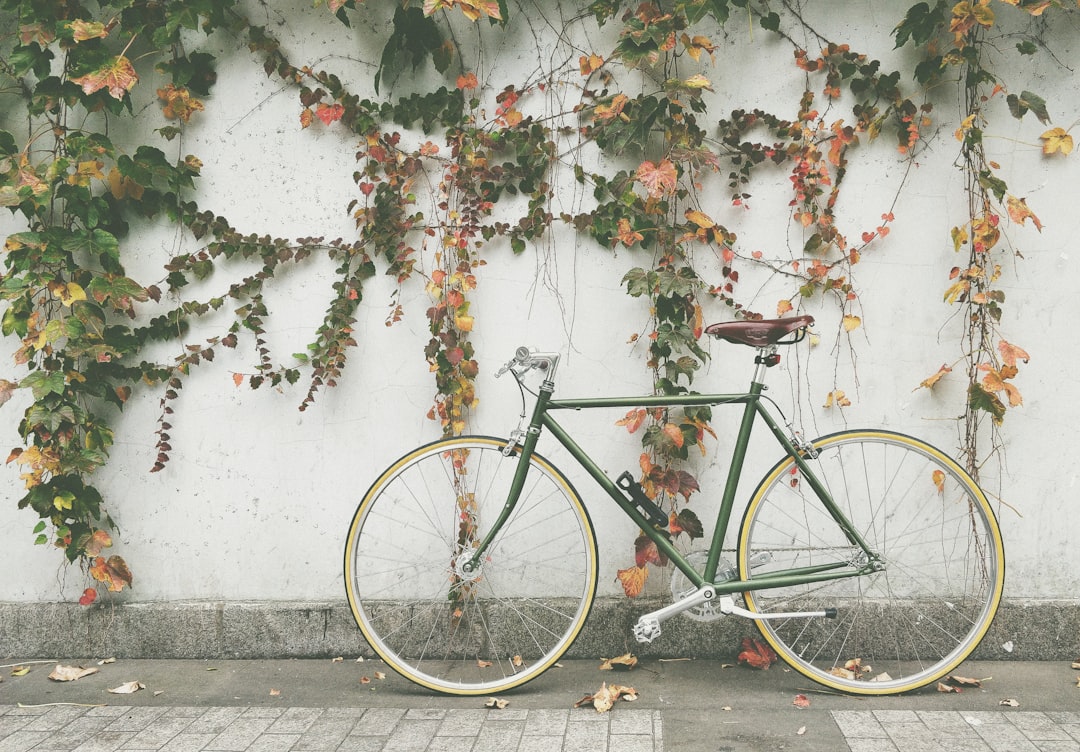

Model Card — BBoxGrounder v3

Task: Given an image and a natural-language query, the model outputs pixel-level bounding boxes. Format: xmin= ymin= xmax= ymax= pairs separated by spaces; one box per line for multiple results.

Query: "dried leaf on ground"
xmin=11 ymin=666 xmax=30 ymax=677
xmin=49 ymin=665 xmax=99 ymax=682
xmin=574 ymin=682 xmax=639 ymax=713
xmin=793 ymin=694 xmax=810 ymax=708
xmin=1000 ymin=698 xmax=1020 ymax=707
xmin=937 ymin=681 xmax=961 ymax=693
xmin=477 ymin=659 xmax=493 ymax=668
xmin=737 ymin=637 xmax=778 ymax=670
xmin=944 ymin=675 xmax=986 ymax=688
xmin=797 ymin=726 xmax=807 ymax=735
xmin=97 ymin=658 xmax=116 ymax=666
xmin=108 ymin=681 xmax=145 ymax=694
xmin=331 ymin=657 xmax=344 ymax=663
xmin=599 ymin=653 xmax=638 ymax=671
xmin=485 ymin=697 xmax=509 ymax=709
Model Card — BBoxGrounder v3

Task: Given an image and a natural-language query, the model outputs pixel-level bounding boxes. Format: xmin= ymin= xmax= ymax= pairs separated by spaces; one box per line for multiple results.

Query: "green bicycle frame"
xmin=465 ymin=369 xmax=880 ymax=595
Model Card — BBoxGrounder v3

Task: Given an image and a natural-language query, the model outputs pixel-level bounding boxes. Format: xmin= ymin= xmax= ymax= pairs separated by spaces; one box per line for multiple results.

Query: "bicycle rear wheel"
xmin=344 ymin=436 xmax=598 ymax=695
xmin=738 ymin=430 xmax=1004 ymax=694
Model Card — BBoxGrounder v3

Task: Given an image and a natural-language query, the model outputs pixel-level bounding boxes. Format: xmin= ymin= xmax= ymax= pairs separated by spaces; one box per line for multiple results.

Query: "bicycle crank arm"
xmin=633 ymin=585 xmax=716 ymax=643
xmin=633 ymin=588 xmax=836 ymax=644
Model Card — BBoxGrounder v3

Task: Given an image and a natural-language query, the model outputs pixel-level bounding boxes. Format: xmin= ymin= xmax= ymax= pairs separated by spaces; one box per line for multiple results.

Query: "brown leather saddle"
xmin=704 ymin=315 xmax=815 ymax=347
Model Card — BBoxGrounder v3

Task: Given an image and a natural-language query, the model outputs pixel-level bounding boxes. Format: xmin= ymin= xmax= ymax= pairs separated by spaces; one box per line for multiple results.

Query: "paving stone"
xmin=608 ymin=711 xmax=652 ymax=736
xmin=1011 ymin=713 xmax=1076 ymax=742
xmin=845 ymin=739 xmax=901 ymax=752
xmin=382 ymin=718 xmax=441 ymax=752
xmin=1031 ymin=743 xmax=1080 ymax=752
xmin=266 ymin=709 xmax=323 ymax=735
xmin=350 ymin=708 xmax=405 ymax=736
xmin=244 ymin=734 xmax=299 ymax=752
xmin=427 ymin=737 xmax=476 ymax=752
xmin=0 ymin=731 xmax=53 ymax=752
xmin=106 ymin=709 xmax=170 ymax=733
xmin=833 ymin=711 xmax=889 ymax=738
xmin=436 ymin=710 xmax=486 ymax=737
xmin=123 ymin=716 xmax=197 ymax=750
xmin=291 ymin=719 xmax=356 ymax=750
xmin=22 ymin=706 xmax=90 ymax=731
xmin=155 ymin=733 xmax=216 ymax=752
xmin=472 ymin=720 xmax=524 ymax=752
xmin=71 ymin=731 xmax=138 ymax=752
xmin=523 ymin=709 xmax=569 ymax=737
xmin=204 ymin=718 xmax=276 ymax=751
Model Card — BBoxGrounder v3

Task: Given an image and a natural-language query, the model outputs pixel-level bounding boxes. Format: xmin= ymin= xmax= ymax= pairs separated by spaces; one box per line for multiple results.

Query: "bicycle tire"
xmin=738 ymin=430 xmax=1004 ymax=694
xmin=344 ymin=435 xmax=598 ymax=695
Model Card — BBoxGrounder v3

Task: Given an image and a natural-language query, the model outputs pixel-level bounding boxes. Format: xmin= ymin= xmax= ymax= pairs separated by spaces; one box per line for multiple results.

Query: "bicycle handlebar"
xmin=495 ymin=347 xmax=561 ymax=380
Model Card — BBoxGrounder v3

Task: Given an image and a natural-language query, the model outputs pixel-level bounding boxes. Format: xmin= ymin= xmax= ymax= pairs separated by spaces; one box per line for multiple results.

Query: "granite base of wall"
xmin=1 ymin=599 xmax=1075 ymax=660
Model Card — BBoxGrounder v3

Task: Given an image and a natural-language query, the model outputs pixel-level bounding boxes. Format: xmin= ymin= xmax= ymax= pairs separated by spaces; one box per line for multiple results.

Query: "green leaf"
xmin=1016 ymin=40 xmax=1037 ymax=56
xmin=1006 ymin=91 xmax=1050 ymax=124
xmin=760 ymin=12 xmax=780 ymax=31
xmin=968 ymin=383 xmax=1005 ymax=425
xmin=61 ymin=229 xmax=120 ymax=261
xmin=893 ymin=1 xmax=946 ymax=49
xmin=21 ymin=370 xmax=66 ymax=400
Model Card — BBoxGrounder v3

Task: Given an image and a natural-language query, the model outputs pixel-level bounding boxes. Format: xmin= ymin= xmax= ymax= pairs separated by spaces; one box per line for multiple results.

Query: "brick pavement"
xmin=5 ymin=703 xmax=1080 ymax=752
xmin=0 ymin=704 xmax=663 ymax=752
xmin=833 ymin=710 xmax=1080 ymax=752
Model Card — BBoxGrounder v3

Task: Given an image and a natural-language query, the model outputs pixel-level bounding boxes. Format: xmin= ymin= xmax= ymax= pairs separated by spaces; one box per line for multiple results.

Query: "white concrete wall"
xmin=3 ymin=0 xmax=1079 ymax=605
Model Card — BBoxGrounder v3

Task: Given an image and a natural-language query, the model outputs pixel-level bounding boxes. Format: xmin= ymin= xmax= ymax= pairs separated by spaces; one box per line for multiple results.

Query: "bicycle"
xmin=344 ymin=315 xmax=1005 ymax=696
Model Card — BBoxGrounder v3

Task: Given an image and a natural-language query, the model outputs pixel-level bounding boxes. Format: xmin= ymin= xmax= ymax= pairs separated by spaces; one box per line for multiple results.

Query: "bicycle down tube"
xmin=465 ymin=354 xmax=879 ymax=596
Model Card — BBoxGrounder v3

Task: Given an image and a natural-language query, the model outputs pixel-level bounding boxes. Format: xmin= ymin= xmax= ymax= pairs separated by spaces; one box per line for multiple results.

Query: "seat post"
xmin=751 ymin=345 xmax=780 ymax=385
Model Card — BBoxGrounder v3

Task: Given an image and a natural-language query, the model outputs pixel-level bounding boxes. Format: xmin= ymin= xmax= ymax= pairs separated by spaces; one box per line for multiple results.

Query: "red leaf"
xmin=78 ymin=588 xmax=97 ymax=606
xmin=634 ymin=535 xmax=666 ymax=568
xmin=71 ymin=55 xmax=138 ymax=99
xmin=737 ymin=637 xmax=777 ymax=669
xmin=316 ymin=103 xmax=344 ymax=125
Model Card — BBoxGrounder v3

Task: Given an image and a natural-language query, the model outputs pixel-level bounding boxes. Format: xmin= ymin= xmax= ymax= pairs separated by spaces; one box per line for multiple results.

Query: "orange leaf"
xmin=793 ymin=694 xmax=810 ymax=708
xmin=615 ymin=408 xmax=647 ymax=433
xmin=456 ymin=71 xmax=478 ymax=90
xmin=78 ymin=588 xmax=97 ymax=606
xmin=635 ymin=159 xmax=677 ymax=198
xmin=932 ymin=470 xmax=946 ymax=494
xmin=737 ymin=637 xmax=777 ymax=670
xmin=776 ymin=299 xmax=793 ymax=317
xmin=662 ymin=423 xmax=685 ymax=448
xmin=998 ymin=339 xmax=1030 ymax=368
xmin=579 ymin=54 xmax=604 ymax=76
xmin=89 ymin=555 xmax=132 ymax=592
xmin=232 ymin=372 xmax=244 ymax=387
xmin=616 ymin=565 xmax=648 ymax=598
xmin=71 ymin=56 xmax=138 ymax=99
xmin=84 ymin=529 xmax=112 ymax=557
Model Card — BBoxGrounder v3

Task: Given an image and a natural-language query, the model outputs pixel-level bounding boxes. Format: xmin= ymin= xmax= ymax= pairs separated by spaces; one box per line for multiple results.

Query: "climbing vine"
xmin=0 ymin=0 xmax=1074 ymax=603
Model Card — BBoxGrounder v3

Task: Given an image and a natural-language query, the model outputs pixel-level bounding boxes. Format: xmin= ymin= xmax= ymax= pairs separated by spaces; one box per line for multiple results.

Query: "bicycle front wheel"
xmin=344 ymin=436 xmax=598 ymax=695
xmin=738 ymin=430 xmax=1004 ymax=694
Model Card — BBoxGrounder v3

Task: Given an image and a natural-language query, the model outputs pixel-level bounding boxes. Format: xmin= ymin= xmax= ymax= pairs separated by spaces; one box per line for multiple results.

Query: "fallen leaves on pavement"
xmin=599 ymin=653 xmax=638 ymax=671
xmin=108 ymin=681 xmax=144 ymax=694
xmin=737 ymin=637 xmax=777 ymax=670
xmin=48 ymin=665 xmax=99 ymax=682
xmin=574 ymin=682 xmax=638 ymax=713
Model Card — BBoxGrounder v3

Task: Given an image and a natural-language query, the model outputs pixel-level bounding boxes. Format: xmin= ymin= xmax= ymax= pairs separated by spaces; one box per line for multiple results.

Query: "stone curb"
xmin=2 ymin=600 xmax=1077 ymax=660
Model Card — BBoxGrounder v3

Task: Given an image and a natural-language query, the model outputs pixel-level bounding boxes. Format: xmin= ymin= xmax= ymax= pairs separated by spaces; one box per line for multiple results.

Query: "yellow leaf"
xmin=932 ymin=470 xmax=946 ymax=494
xmin=823 ymin=390 xmax=851 ymax=409
xmin=616 ymin=565 xmax=648 ymax=598
xmin=11 ymin=666 xmax=30 ymax=677
xmin=1006 ymin=195 xmax=1043 ymax=231
xmin=685 ymin=209 xmax=714 ymax=229
xmin=842 ymin=314 xmax=861 ymax=332
xmin=70 ymin=20 xmax=109 ymax=41
xmin=1040 ymin=127 xmax=1074 ymax=155
xmin=914 ymin=364 xmax=952 ymax=391
xmin=60 ymin=282 xmax=87 ymax=306
xmin=776 ymin=299 xmax=793 ymax=317
xmin=943 ymin=279 xmax=969 ymax=304
xmin=599 ymin=653 xmax=638 ymax=671
xmin=682 ymin=74 xmax=713 ymax=91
